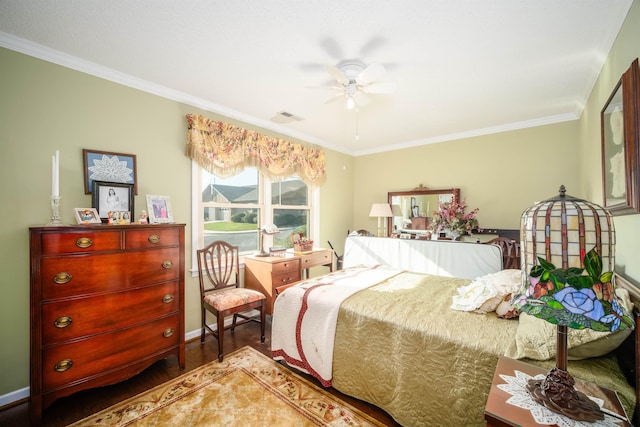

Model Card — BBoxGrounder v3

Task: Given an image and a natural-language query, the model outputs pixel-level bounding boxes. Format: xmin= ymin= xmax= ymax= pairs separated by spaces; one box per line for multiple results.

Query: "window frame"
xmin=190 ymin=161 xmax=319 ymax=273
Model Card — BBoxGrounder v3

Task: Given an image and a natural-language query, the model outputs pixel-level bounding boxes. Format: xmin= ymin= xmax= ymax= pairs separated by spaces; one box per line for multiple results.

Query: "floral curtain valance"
xmin=185 ymin=114 xmax=326 ymax=186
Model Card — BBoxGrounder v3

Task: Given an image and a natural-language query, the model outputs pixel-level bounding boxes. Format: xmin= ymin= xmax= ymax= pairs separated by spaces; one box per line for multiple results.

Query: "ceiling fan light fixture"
xmin=346 ymin=95 xmax=355 ymax=110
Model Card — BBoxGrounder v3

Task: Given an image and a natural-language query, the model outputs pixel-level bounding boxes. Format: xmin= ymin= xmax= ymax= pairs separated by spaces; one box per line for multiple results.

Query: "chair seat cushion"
xmin=203 ymin=288 xmax=265 ymax=311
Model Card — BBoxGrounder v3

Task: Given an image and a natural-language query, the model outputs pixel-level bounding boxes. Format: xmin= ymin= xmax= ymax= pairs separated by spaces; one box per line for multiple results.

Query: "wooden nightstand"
xmin=243 ymin=248 xmax=333 ymax=314
xmin=485 ymin=357 xmax=632 ymax=427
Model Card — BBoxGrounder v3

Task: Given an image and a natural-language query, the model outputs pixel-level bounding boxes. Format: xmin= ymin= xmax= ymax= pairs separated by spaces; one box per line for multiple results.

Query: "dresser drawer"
xmin=270 ymin=259 xmax=300 ymax=275
xmin=272 ymin=270 xmax=301 ymax=286
xmin=125 ymin=227 xmax=180 ymax=249
xmin=41 ymin=248 xmax=180 ymax=300
xmin=300 ymin=251 xmax=332 ymax=269
xmin=42 ymin=314 xmax=180 ymax=391
xmin=41 ymin=230 xmax=121 ymax=255
xmin=42 ymin=281 xmax=180 ymax=345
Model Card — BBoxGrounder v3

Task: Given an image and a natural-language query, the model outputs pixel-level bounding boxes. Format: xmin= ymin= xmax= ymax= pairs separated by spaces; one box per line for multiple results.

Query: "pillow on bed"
xmin=504 ymin=288 xmax=634 ymax=361
xmin=450 ymin=269 xmax=522 ymax=315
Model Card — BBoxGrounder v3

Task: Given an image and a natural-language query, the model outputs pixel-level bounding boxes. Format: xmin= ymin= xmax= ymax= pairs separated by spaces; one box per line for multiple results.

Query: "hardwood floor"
xmin=0 ymin=318 xmax=400 ymax=426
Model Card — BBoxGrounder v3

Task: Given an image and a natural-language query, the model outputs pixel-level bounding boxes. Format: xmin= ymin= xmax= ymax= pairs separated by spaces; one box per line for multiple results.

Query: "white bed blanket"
xmin=271 ymin=265 xmax=401 ymax=386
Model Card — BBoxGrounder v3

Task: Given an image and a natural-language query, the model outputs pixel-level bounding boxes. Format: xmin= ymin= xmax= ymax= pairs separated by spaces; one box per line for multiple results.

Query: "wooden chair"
xmin=196 ymin=241 xmax=266 ymax=362
xmin=486 ymin=237 xmax=521 ymax=269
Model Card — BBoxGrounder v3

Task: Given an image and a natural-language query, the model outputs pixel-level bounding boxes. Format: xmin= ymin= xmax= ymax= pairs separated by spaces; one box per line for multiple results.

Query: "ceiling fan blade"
xmin=306 ymin=84 xmax=343 ymax=91
xmin=324 ymin=65 xmax=348 ymax=85
xmin=319 ymin=37 xmax=344 ymax=60
xmin=324 ymin=92 xmax=344 ymax=104
xmin=357 ymin=63 xmax=386 ymax=84
xmin=362 ymin=81 xmax=397 ymax=94
xmin=355 ymin=92 xmax=371 ymax=107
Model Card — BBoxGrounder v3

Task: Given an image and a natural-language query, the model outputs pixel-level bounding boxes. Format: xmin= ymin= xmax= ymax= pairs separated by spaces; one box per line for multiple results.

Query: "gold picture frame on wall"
xmin=601 ymin=58 xmax=640 ymax=216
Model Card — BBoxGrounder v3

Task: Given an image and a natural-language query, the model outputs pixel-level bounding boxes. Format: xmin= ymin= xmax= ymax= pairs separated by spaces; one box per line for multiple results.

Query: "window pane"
xmin=202 ymin=169 xmax=258 ymax=204
xmin=273 ymin=208 xmax=309 ymax=248
xmin=202 ymin=168 xmax=260 ymax=253
xmin=271 ymin=177 xmax=308 ymax=206
xmin=203 ymin=208 xmax=260 ymax=252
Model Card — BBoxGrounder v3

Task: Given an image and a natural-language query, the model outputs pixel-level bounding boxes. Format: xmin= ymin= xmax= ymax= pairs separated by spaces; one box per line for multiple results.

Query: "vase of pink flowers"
xmin=430 ymin=198 xmax=480 ymax=240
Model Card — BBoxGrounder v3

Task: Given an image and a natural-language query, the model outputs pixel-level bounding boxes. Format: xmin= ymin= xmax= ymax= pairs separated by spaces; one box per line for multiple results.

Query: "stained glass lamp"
xmin=512 ymin=185 xmax=634 ymax=421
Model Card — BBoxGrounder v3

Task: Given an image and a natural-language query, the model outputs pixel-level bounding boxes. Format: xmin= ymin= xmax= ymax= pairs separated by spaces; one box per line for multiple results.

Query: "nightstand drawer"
xmin=300 ymin=251 xmax=332 ymax=269
xmin=271 ymin=259 xmax=300 ymax=275
xmin=272 ymin=270 xmax=301 ymax=286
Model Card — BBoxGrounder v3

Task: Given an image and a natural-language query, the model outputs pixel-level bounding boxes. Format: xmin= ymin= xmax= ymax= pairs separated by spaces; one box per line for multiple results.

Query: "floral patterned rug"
xmin=69 ymin=346 xmax=385 ymax=426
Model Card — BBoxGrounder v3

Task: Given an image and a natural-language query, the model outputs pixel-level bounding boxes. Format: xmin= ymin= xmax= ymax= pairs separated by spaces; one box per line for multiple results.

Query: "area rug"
xmin=69 ymin=346 xmax=386 ymax=426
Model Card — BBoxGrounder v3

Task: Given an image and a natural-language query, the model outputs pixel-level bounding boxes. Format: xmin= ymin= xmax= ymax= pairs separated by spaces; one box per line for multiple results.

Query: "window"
xmin=191 ymin=162 xmax=318 ymax=269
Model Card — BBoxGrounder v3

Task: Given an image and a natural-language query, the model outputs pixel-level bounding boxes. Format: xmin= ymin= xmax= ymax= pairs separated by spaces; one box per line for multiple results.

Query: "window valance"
xmin=185 ymin=114 xmax=326 ymax=186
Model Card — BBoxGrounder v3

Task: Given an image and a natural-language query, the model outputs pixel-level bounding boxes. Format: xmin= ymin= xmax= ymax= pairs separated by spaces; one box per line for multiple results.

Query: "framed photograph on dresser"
xmin=146 ymin=195 xmax=174 ymax=223
xmin=601 ymin=58 xmax=640 ymax=215
xmin=92 ymin=181 xmax=135 ymax=222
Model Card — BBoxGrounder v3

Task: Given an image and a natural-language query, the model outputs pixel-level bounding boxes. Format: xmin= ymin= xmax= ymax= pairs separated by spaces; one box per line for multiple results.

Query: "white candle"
xmin=52 ymin=150 xmax=59 ymax=197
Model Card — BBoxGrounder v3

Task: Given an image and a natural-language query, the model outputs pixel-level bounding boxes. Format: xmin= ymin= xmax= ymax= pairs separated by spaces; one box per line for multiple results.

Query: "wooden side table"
xmin=244 ymin=254 xmax=301 ymax=315
xmin=295 ymin=248 xmax=333 ymax=278
xmin=485 ymin=357 xmax=632 ymax=427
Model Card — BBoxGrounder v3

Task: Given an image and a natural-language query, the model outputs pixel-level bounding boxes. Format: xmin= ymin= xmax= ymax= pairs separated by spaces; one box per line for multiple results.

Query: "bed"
xmin=271 ymin=238 xmax=638 ymax=426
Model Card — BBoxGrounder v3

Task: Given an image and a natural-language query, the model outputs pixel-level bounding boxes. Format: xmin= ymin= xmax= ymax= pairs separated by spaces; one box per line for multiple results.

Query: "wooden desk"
xmin=244 ymin=248 xmax=332 ymax=314
xmin=485 ymin=357 xmax=631 ymax=427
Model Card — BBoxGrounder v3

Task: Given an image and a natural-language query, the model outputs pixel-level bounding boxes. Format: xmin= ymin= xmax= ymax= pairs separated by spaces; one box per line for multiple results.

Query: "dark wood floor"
xmin=0 ymin=318 xmax=400 ymax=426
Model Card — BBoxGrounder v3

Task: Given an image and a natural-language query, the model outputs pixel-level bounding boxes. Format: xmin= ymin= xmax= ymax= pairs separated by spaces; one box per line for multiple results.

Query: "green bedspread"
xmin=331 ymin=272 xmax=635 ymax=426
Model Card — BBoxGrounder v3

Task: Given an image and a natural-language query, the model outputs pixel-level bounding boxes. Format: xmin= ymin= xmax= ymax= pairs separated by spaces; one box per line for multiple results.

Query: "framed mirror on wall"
xmin=387 ymin=185 xmax=460 ymax=237
xmin=601 ymin=58 xmax=640 ymax=215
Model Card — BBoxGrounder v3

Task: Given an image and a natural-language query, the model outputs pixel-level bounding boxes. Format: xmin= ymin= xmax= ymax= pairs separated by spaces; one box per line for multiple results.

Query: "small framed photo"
xmin=107 ymin=211 xmax=131 ymax=225
xmin=146 ymin=195 xmax=174 ymax=223
xmin=73 ymin=208 xmax=101 ymax=224
xmin=92 ymin=181 xmax=135 ymax=222
xmin=83 ymin=149 xmax=137 ymax=195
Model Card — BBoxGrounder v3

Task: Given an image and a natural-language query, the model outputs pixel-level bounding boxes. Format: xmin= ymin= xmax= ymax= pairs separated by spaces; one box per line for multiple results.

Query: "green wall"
xmin=0 ymin=47 xmax=352 ymax=398
xmin=353 ymin=120 xmax=580 ymax=231
xmin=1 ymin=0 xmax=640 ymax=402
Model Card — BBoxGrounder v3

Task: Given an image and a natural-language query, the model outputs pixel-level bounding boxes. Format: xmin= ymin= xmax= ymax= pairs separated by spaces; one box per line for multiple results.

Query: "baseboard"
xmin=0 ymin=311 xmax=263 ymax=409
xmin=0 ymin=387 xmax=29 ymax=410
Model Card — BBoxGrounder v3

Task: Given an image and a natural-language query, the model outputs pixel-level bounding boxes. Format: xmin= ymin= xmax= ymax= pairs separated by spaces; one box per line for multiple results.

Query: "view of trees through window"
xmin=199 ymin=167 xmax=311 ymax=254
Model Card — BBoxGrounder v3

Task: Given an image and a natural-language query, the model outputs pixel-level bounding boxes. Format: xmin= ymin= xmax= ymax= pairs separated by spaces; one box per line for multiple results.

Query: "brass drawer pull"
xmin=148 ymin=234 xmax=161 ymax=244
xmin=162 ymin=294 xmax=175 ymax=304
xmin=54 ymin=359 xmax=73 ymax=372
xmin=75 ymin=237 xmax=93 ymax=248
xmin=162 ymin=260 xmax=173 ymax=269
xmin=53 ymin=272 xmax=72 ymax=284
xmin=163 ymin=328 xmax=175 ymax=338
xmin=54 ymin=316 xmax=73 ymax=328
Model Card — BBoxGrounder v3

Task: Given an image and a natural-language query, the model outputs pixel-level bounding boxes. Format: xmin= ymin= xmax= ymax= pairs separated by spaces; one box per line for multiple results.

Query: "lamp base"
xmin=526 ymin=367 xmax=603 ymax=422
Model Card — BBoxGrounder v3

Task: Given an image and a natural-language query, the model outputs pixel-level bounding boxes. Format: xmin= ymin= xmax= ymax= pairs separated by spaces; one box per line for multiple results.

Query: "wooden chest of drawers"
xmin=29 ymin=224 xmax=185 ymax=424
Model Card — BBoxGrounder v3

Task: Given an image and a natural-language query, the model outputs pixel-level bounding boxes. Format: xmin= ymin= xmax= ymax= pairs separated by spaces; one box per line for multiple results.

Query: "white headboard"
xmin=343 ymin=236 xmax=503 ymax=279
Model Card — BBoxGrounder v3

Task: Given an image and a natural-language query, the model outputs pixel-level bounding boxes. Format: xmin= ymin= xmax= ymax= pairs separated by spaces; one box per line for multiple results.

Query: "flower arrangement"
xmin=512 ymin=248 xmax=633 ymax=332
xmin=291 ymin=233 xmax=313 ymax=252
xmin=429 ymin=198 xmax=479 ymax=236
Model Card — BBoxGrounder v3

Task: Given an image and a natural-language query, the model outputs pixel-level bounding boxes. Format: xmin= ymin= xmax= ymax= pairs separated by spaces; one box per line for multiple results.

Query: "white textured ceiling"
xmin=0 ymin=1 xmax=633 ymax=155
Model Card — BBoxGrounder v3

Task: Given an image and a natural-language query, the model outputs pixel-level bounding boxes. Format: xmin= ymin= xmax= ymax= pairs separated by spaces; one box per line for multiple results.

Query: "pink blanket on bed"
xmin=271 ymin=265 xmax=401 ymax=386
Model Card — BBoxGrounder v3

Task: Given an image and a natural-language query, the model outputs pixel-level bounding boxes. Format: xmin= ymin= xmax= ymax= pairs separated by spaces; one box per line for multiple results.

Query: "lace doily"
xmin=497 ymin=370 xmax=628 ymax=427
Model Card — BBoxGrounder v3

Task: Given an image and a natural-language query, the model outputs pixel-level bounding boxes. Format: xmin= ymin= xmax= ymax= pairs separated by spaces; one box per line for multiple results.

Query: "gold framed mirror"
xmin=387 ymin=185 xmax=460 ymax=237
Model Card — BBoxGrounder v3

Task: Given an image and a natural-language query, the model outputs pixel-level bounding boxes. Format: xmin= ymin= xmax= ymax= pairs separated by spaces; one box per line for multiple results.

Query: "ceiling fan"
xmin=316 ymin=60 xmax=396 ymax=109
